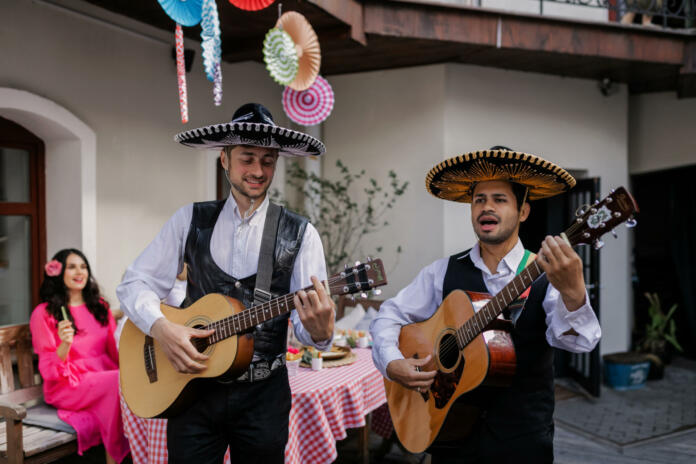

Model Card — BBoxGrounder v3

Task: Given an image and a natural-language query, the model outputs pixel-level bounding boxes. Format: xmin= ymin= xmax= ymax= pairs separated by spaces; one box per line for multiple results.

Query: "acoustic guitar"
xmin=385 ymin=187 xmax=639 ymax=453
xmin=120 ymin=259 xmax=387 ymax=419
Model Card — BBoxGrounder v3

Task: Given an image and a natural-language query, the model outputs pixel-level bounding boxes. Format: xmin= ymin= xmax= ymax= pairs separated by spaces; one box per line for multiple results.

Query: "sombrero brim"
xmin=426 ymin=149 xmax=576 ymax=203
xmin=174 ymin=121 xmax=325 ymax=157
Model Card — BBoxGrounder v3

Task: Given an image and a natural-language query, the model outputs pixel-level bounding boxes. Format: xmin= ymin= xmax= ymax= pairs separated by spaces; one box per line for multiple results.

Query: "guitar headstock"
xmin=564 ymin=186 xmax=639 ymax=249
xmin=328 ymin=258 xmax=388 ymax=298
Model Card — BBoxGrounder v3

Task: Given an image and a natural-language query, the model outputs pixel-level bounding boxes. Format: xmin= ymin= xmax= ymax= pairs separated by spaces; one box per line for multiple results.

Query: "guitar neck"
xmin=205 ymin=287 xmax=311 ymax=344
xmin=455 ymin=260 xmax=543 ymax=347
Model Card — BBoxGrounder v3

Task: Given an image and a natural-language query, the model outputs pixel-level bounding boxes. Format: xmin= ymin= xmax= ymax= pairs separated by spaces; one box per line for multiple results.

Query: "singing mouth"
xmin=478 ymin=215 xmax=499 ymax=232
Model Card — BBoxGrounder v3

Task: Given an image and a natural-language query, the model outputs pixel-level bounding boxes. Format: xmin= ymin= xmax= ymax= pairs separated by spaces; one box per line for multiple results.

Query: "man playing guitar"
xmin=370 ymin=147 xmax=601 ymax=462
xmin=117 ymin=103 xmax=335 ymax=463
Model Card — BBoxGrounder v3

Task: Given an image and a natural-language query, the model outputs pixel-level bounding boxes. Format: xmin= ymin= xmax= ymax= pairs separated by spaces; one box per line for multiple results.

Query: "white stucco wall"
xmin=629 ymin=92 xmax=696 ymax=174
xmin=323 ymin=63 xmax=632 ymax=355
xmin=323 ymin=66 xmax=446 ymax=296
xmin=0 ymin=0 xmax=283 ymax=307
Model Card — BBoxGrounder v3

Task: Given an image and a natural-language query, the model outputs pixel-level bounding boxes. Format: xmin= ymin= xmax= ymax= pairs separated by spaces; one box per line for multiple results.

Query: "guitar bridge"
xmin=144 ymin=336 xmax=158 ymax=383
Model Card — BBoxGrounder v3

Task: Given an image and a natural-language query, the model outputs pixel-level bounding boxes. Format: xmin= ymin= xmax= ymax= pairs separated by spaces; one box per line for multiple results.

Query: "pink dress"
xmin=30 ymin=302 xmax=130 ymax=462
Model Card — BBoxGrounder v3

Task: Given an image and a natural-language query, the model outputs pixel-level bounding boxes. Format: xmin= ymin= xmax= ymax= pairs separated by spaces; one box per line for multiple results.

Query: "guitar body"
xmin=384 ymin=290 xmax=516 ymax=453
xmin=119 ymin=293 xmax=254 ymax=418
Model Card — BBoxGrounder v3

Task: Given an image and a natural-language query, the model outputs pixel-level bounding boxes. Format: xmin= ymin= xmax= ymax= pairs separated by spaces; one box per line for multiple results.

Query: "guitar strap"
xmin=253 ymin=202 xmax=282 ymax=306
xmin=504 ymin=249 xmax=536 ymax=321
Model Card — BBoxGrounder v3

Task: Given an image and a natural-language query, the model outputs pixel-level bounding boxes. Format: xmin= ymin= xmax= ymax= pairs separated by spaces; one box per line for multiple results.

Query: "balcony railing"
xmin=410 ymin=0 xmax=696 ymax=28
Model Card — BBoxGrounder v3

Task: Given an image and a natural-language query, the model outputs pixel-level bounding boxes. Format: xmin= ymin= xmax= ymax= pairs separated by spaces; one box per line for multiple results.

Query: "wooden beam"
xmin=307 ymin=0 xmax=366 ymax=45
xmin=362 ymin=2 xmax=686 ymax=66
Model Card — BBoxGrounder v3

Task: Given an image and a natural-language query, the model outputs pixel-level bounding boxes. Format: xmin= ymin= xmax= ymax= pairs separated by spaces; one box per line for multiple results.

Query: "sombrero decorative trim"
xmin=174 ymin=103 xmax=325 ymax=157
xmin=425 ymin=149 xmax=576 ymax=203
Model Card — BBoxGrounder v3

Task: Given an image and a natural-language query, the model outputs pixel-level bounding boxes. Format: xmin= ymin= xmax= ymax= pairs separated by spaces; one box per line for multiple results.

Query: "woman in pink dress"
xmin=30 ymin=248 xmax=130 ymax=463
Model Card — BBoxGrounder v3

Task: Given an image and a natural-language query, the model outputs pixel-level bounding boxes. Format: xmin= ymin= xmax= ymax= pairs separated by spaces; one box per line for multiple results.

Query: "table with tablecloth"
xmin=121 ymin=348 xmax=386 ymax=464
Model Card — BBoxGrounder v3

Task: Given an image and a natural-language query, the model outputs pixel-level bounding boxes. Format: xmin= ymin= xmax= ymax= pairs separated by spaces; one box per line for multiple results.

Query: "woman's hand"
xmin=56 ymin=320 xmax=75 ymax=361
xmin=57 ymin=320 xmax=74 ymax=345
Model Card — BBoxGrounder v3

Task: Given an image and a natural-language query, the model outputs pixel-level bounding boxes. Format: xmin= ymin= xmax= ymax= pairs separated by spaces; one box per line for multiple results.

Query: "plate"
xmin=303 ymin=345 xmax=350 ymax=360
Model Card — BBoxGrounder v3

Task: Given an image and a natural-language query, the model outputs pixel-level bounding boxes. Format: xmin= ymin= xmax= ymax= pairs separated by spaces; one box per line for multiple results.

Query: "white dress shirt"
xmin=370 ymin=240 xmax=601 ymax=378
xmin=116 ymin=194 xmax=330 ymax=349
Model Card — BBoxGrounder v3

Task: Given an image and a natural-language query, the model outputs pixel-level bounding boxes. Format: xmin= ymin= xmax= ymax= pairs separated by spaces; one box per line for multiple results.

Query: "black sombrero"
xmin=174 ymin=103 xmax=325 ymax=157
xmin=426 ymin=148 xmax=576 ymax=203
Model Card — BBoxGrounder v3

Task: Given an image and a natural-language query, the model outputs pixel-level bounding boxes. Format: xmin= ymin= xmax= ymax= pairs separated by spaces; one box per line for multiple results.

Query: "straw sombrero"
xmin=426 ymin=148 xmax=575 ymax=203
xmin=174 ymin=103 xmax=325 ymax=157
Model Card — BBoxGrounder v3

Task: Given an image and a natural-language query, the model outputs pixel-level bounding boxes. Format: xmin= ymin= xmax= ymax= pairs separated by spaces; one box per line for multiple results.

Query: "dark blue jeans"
xmin=167 ymin=367 xmax=291 ymax=464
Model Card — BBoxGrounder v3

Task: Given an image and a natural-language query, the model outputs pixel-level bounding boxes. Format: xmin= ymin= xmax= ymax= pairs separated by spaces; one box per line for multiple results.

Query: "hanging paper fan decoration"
xmin=263 ymin=28 xmax=299 ymax=86
xmin=282 ymin=76 xmax=334 ymax=126
xmin=175 ymin=24 xmax=189 ymax=123
xmin=201 ymin=0 xmax=221 ymax=82
xmin=276 ymin=11 xmax=321 ymax=91
xmin=213 ymin=62 xmax=223 ymax=106
xmin=229 ymin=0 xmax=275 ymax=11
xmin=158 ymin=0 xmax=203 ymax=26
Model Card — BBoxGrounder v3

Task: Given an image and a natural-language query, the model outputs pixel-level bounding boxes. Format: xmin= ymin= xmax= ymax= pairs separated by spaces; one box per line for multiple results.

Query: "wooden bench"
xmin=0 ymin=324 xmax=77 ymax=464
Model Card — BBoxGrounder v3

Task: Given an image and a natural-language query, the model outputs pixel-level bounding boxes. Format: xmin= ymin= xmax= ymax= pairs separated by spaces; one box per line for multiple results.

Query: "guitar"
xmin=384 ymin=187 xmax=639 ymax=453
xmin=120 ymin=259 xmax=387 ymax=419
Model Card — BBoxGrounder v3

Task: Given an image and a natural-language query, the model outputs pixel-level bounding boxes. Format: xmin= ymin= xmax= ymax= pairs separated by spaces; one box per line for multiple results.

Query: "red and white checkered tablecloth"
xmin=121 ymin=348 xmax=386 ymax=464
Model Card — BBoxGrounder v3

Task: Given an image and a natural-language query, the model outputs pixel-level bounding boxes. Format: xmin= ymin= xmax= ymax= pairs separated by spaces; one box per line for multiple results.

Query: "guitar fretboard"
xmin=205 ymin=290 xmax=304 ymax=344
xmin=454 ymin=260 xmax=543 ymax=348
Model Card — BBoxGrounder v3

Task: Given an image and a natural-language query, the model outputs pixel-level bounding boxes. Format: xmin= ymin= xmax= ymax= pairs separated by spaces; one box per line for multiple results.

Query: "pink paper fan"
xmin=229 ymin=0 xmax=275 ymax=11
xmin=282 ymin=76 xmax=334 ymax=126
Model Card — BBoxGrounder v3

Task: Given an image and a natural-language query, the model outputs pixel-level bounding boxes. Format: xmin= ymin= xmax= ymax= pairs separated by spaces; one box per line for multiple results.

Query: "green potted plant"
xmin=637 ymin=292 xmax=683 ymax=379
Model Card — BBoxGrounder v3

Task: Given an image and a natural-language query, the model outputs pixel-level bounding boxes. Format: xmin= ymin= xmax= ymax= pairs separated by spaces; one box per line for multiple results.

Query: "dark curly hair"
xmin=39 ymin=248 xmax=109 ymax=330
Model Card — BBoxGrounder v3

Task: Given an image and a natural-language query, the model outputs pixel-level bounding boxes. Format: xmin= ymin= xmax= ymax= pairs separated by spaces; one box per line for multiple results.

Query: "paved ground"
xmin=336 ymin=357 xmax=696 ymax=464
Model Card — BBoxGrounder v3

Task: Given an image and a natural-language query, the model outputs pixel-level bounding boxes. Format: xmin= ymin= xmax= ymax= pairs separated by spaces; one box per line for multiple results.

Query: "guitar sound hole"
xmin=191 ymin=325 xmax=210 ymax=353
xmin=438 ymin=333 xmax=460 ymax=370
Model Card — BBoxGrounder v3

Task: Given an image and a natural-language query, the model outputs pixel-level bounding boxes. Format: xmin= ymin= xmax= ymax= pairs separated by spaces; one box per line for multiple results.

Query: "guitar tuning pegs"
xmin=367 ymin=256 xmax=373 ymax=262
xmin=345 ymin=263 xmax=350 ymax=270
xmin=611 ymin=229 xmax=618 ymax=239
xmin=593 ymin=239 xmax=605 ymax=250
xmin=626 ymin=217 xmax=637 ymax=228
xmin=373 ymin=289 xmax=382 ymax=296
xmin=360 ymin=292 xmax=368 ymax=299
xmin=348 ymin=294 xmax=355 ymax=302
xmin=355 ymin=261 xmax=361 ymax=266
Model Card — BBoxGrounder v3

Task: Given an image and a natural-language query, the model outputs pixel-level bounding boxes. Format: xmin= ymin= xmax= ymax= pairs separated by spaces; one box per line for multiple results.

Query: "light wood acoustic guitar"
xmin=120 ymin=259 xmax=387 ymax=419
xmin=385 ymin=187 xmax=639 ymax=453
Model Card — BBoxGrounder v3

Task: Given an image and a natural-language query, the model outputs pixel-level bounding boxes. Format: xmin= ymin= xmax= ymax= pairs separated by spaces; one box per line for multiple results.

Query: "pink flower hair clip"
xmin=45 ymin=259 xmax=62 ymax=277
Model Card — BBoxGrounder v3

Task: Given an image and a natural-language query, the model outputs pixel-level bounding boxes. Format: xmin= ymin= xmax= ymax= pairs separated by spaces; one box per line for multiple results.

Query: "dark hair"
xmin=39 ymin=248 xmax=109 ymax=329
xmin=489 ymin=145 xmax=528 ymax=212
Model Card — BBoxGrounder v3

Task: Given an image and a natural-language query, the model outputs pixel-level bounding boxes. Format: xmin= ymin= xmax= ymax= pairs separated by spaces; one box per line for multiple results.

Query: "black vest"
xmin=442 ymin=249 xmax=554 ymax=437
xmin=182 ymin=200 xmax=308 ymax=361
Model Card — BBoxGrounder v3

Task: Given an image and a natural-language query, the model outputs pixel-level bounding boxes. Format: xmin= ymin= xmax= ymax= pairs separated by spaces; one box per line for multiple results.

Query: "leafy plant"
xmin=272 ymin=159 xmax=408 ymax=274
xmin=639 ymin=292 xmax=683 ymax=354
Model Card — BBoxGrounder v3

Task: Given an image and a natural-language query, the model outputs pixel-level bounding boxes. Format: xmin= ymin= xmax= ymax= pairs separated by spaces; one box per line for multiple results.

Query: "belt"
xmin=218 ymin=355 xmax=286 ymax=384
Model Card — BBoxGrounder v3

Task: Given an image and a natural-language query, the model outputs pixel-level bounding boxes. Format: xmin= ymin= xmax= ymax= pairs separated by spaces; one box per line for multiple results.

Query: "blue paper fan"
xmin=201 ymin=0 xmax=221 ymax=82
xmin=158 ymin=0 xmax=203 ymax=27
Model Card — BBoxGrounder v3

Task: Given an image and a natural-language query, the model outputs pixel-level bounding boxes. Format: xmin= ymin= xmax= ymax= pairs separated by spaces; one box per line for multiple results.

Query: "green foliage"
xmin=271 ymin=159 xmax=408 ymax=274
xmin=639 ymin=292 xmax=683 ymax=354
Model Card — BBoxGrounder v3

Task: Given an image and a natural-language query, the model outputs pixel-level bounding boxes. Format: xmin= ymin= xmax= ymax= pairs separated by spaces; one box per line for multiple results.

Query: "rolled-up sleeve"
xmin=370 ymin=259 xmax=447 ymax=378
xmin=116 ymin=205 xmax=191 ymax=335
xmin=544 ymin=285 xmax=601 ymax=353
xmin=288 ymin=223 xmax=332 ymax=350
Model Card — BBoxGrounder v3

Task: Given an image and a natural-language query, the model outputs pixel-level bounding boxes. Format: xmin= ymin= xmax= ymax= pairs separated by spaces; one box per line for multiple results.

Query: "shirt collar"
xmin=470 ymin=239 xmax=525 ymax=276
xmin=224 ymin=193 xmax=270 ymax=224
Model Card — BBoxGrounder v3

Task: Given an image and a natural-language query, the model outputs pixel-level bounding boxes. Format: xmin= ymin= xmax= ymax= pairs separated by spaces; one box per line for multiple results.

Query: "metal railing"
xmin=538 ymin=0 xmax=695 ymax=27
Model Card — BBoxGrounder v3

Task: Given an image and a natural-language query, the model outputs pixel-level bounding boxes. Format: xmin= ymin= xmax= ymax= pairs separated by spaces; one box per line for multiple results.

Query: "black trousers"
xmin=428 ymin=421 xmax=554 ymax=464
xmin=167 ymin=367 xmax=291 ymax=464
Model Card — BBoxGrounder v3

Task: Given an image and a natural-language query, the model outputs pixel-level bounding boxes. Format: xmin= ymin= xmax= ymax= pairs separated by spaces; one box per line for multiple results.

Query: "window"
xmin=0 ymin=116 xmax=46 ymax=324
